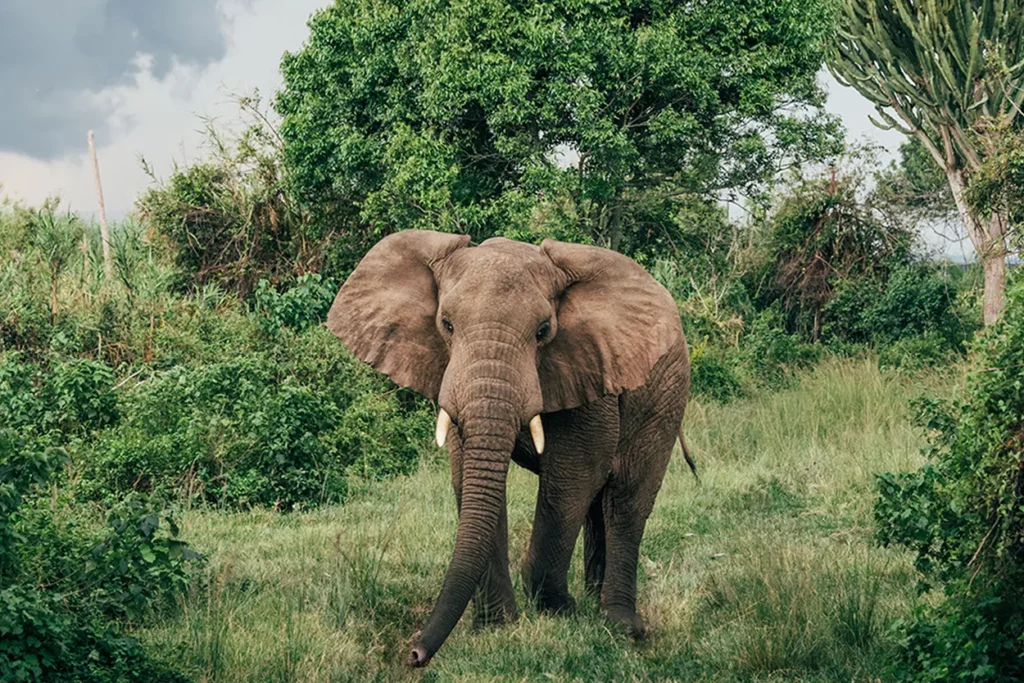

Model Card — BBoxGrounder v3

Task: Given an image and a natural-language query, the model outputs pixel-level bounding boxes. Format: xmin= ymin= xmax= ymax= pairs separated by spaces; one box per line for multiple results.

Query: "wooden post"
xmin=88 ymin=130 xmax=112 ymax=279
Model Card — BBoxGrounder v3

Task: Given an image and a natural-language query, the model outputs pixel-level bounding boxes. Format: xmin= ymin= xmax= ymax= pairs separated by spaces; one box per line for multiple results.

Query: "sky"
xmin=0 ymin=0 xmax=970 ymax=259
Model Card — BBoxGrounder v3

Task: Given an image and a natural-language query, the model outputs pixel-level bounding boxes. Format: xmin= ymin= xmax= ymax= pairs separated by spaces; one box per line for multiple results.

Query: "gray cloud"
xmin=0 ymin=0 xmax=228 ymax=159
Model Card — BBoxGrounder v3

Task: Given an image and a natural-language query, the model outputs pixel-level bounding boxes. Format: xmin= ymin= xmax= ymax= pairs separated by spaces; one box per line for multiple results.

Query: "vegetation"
xmin=875 ymin=278 xmax=1024 ymax=681
xmin=829 ymin=0 xmax=1024 ymax=324
xmin=3 ymin=0 xmax=1024 ymax=680
xmin=138 ymin=359 xmax=939 ymax=681
xmin=275 ymin=0 xmax=842 ymax=273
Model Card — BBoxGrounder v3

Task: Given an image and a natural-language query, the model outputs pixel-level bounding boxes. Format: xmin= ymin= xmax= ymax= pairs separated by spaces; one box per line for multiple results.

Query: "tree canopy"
xmin=276 ymin=0 xmax=841 ymax=269
xmin=829 ymin=0 xmax=1024 ymax=323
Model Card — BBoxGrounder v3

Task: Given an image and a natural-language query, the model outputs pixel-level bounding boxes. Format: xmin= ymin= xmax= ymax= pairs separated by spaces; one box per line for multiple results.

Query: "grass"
xmin=140 ymin=357 xmax=954 ymax=682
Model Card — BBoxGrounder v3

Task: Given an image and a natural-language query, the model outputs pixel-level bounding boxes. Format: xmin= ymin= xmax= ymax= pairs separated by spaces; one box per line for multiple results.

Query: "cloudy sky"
xmin=0 ymin=0 xmax=966 ymax=257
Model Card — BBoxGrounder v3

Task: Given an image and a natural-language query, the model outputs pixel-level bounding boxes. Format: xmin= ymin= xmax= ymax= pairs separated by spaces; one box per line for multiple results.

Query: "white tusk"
xmin=529 ymin=415 xmax=545 ymax=455
xmin=435 ymin=409 xmax=452 ymax=448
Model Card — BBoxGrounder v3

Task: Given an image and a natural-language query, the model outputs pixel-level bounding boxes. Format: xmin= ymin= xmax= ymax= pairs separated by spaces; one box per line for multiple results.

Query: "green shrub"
xmin=0 ymin=354 xmax=117 ymax=435
xmin=253 ymin=273 xmax=337 ymax=334
xmin=873 ymin=280 xmax=1024 ymax=681
xmin=136 ymin=99 xmax=328 ymax=298
xmin=860 ymin=263 xmax=969 ymax=349
xmin=877 ymin=332 xmax=955 ymax=373
xmin=0 ymin=429 xmax=196 ymax=683
xmin=690 ymin=343 xmax=745 ymax=403
xmin=78 ymin=328 xmax=433 ymax=509
xmin=741 ymin=305 xmax=818 ymax=389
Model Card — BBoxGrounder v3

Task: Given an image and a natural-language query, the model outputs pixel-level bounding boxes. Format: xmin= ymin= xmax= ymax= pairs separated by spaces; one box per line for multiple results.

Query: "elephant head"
xmin=326 ymin=230 xmax=680 ymax=665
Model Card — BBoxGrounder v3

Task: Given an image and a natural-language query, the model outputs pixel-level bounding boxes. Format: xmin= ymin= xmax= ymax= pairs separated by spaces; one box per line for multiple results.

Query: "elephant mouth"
xmin=435 ymin=407 xmax=544 ymax=454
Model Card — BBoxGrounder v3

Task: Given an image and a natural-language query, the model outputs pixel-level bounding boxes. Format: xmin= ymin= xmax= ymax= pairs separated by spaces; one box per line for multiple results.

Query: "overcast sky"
xmin=0 ymin=0 xmax=970 ymax=259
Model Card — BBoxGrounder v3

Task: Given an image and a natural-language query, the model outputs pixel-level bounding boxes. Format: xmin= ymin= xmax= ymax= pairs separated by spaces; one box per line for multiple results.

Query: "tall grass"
xmin=140 ymin=358 xmax=951 ymax=681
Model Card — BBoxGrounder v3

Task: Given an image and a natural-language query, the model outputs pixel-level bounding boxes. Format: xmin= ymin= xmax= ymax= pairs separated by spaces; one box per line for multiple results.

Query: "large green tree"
xmin=830 ymin=0 xmax=1024 ymax=324
xmin=276 ymin=0 xmax=840 ymax=270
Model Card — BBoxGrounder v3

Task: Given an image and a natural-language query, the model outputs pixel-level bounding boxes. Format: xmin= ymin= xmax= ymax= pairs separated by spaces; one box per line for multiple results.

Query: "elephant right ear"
xmin=326 ymin=230 xmax=471 ymax=399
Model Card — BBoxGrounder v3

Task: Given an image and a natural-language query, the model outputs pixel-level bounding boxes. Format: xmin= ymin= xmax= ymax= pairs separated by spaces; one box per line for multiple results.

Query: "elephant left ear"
xmin=538 ymin=240 xmax=683 ymax=413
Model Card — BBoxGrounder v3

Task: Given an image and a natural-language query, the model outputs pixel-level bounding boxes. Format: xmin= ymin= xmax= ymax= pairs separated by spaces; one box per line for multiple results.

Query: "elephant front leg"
xmin=521 ymin=401 xmax=617 ymax=614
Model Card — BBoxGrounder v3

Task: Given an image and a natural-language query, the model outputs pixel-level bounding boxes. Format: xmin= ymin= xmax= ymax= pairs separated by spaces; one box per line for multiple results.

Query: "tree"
xmin=276 ymin=0 xmax=841 ymax=272
xmin=830 ymin=0 xmax=1024 ymax=325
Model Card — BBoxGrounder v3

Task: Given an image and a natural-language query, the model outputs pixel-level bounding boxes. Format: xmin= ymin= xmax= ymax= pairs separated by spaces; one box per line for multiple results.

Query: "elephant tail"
xmin=678 ymin=426 xmax=698 ymax=482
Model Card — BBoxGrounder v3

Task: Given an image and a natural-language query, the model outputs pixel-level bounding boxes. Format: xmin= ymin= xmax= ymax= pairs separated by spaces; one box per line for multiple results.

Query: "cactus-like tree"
xmin=830 ymin=0 xmax=1024 ymax=324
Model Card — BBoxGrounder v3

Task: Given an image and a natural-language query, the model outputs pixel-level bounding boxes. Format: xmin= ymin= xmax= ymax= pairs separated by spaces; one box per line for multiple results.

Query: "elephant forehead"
xmin=444 ymin=240 xmax=561 ymax=290
xmin=443 ymin=243 xmax=556 ymax=293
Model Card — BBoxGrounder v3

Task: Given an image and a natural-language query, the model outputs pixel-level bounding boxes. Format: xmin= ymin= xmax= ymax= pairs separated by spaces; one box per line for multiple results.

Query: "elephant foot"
xmin=534 ymin=591 xmax=577 ymax=615
xmin=603 ymin=605 xmax=647 ymax=640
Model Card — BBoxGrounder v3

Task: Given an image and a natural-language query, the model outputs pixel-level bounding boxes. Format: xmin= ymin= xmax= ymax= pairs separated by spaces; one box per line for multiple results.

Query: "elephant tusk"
xmin=529 ymin=414 xmax=545 ymax=455
xmin=435 ymin=409 xmax=452 ymax=448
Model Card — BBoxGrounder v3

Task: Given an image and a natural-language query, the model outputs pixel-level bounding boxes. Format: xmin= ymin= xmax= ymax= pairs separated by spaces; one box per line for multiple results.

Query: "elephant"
xmin=326 ymin=230 xmax=693 ymax=667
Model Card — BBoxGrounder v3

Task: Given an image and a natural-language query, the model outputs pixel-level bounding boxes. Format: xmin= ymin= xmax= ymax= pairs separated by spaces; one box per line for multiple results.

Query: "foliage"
xmin=253 ymin=272 xmax=337 ymax=334
xmin=874 ymin=280 xmax=1024 ymax=681
xmin=829 ymin=0 xmax=1024 ymax=322
xmin=746 ymin=165 xmax=914 ymax=341
xmin=77 ymin=329 xmax=433 ymax=510
xmin=0 ymin=426 xmax=196 ymax=683
xmin=0 ymin=354 xmax=118 ymax=436
xmin=277 ymin=0 xmax=841 ymax=272
xmin=136 ymin=95 xmax=328 ymax=297
xmin=967 ymin=124 xmax=1024 ymax=250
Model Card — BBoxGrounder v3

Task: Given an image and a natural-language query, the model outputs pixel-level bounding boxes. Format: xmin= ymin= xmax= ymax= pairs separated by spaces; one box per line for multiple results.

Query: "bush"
xmin=877 ymin=332 xmax=955 ymax=373
xmin=0 ymin=354 xmax=117 ymax=435
xmin=136 ymin=97 xmax=330 ymax=297
xmin=253 ymin=273 xmax=337 ymax=334
xmin=741 ymin=305 xmax=819 ymax=389
xmin=690 ymin=343 xmax=745 ymax=403
xmin=873 ymin=280 xmax=1024 ymax=681
xmin=78 ymin=328 xmax=433 ymax=509
xmin=0 ymin=429 xmax=196 ymax=683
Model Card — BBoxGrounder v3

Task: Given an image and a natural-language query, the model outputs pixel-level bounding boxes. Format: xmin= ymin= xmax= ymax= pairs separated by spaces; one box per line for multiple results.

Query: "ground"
xmin=142 ymin=358 xmax=954 ymax=682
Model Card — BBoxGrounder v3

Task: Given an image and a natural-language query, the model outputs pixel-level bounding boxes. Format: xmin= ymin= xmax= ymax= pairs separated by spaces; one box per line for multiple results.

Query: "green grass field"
xmin=141 ymin=358 xmax=954 ymax=682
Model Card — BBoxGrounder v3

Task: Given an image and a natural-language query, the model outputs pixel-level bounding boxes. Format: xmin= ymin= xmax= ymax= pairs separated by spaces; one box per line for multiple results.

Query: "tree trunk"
xmin=982 ymin=244 xmax=1006 ymax=325
xmin=945 ymin=167 xmax=1007 ymax=325
xmin=608 ymin=203 xmax=623 ymax=253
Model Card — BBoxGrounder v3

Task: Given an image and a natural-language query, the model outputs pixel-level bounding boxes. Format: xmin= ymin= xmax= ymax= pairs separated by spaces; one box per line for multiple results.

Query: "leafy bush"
xmin=741 ymin=305 xmax=819 ymax=389
xmin=78 ymin=329 xmax=433 ymax=509
xmin=0 ymin=429 xmax=196 ymax=683
xmin=689 ymin=343 xmax=745 ymax=403
xmin=873 ymin=280 xmax=1024 ymax=681
xmin=253 ymin=273 xmax=336 ymax=334
xmin=822 ymin=261 xmax=971 ymax=364
xmin=136 ymin=96 xmax=330 ymax=297
xmin=877 ymin=332 xmax=955 ymax=373
xmin=747 ymin=170 xmax=913 ymax=342
xmin=0 ymin=354 xmax=117 ymax=435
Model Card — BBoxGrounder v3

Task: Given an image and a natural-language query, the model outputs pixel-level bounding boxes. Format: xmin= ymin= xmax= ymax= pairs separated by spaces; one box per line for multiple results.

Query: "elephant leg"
xmin=601 ymin=400 xmax=684 ymax=638
xmin=450 ymin=433 xmax=517 ymax=628
xmin=522 ymin=401 xmax=617 ymax=614
xmin=583 ymin=492 xmax=606 ymax=597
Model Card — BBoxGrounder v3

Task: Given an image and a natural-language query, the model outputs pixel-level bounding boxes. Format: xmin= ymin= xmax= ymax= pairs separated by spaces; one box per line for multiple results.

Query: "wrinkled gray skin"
xmin=327 ymin=231 xmax=690 ymax=667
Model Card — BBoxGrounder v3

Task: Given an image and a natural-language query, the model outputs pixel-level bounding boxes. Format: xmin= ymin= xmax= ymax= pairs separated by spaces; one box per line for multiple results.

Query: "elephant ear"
xmin=538 ymin=240 xmax=682 ymax=413
xmin=326 ymin=230 xmax=471 ymax=399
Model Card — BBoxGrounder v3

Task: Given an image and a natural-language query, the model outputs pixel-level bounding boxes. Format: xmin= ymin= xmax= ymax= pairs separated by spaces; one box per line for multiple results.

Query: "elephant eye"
xmin=536 ymin=321 xmax=551 ymax=342
xmin=442 ymin=318 xmax=454 ymax=334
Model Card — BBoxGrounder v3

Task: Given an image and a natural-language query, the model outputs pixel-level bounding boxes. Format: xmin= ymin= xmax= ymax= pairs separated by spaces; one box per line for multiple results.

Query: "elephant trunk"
xmin=410 ymin=373 xmax=522 ymax=666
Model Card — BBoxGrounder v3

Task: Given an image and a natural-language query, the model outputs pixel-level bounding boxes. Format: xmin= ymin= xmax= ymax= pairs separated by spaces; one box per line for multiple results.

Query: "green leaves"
xmin=830 ymin=0 xmax=1024 ymax=172
xmin=277 ymin=0 xmax=840 ymax=266
xmin=874 ymin=279 xmax=1024 ymax=680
